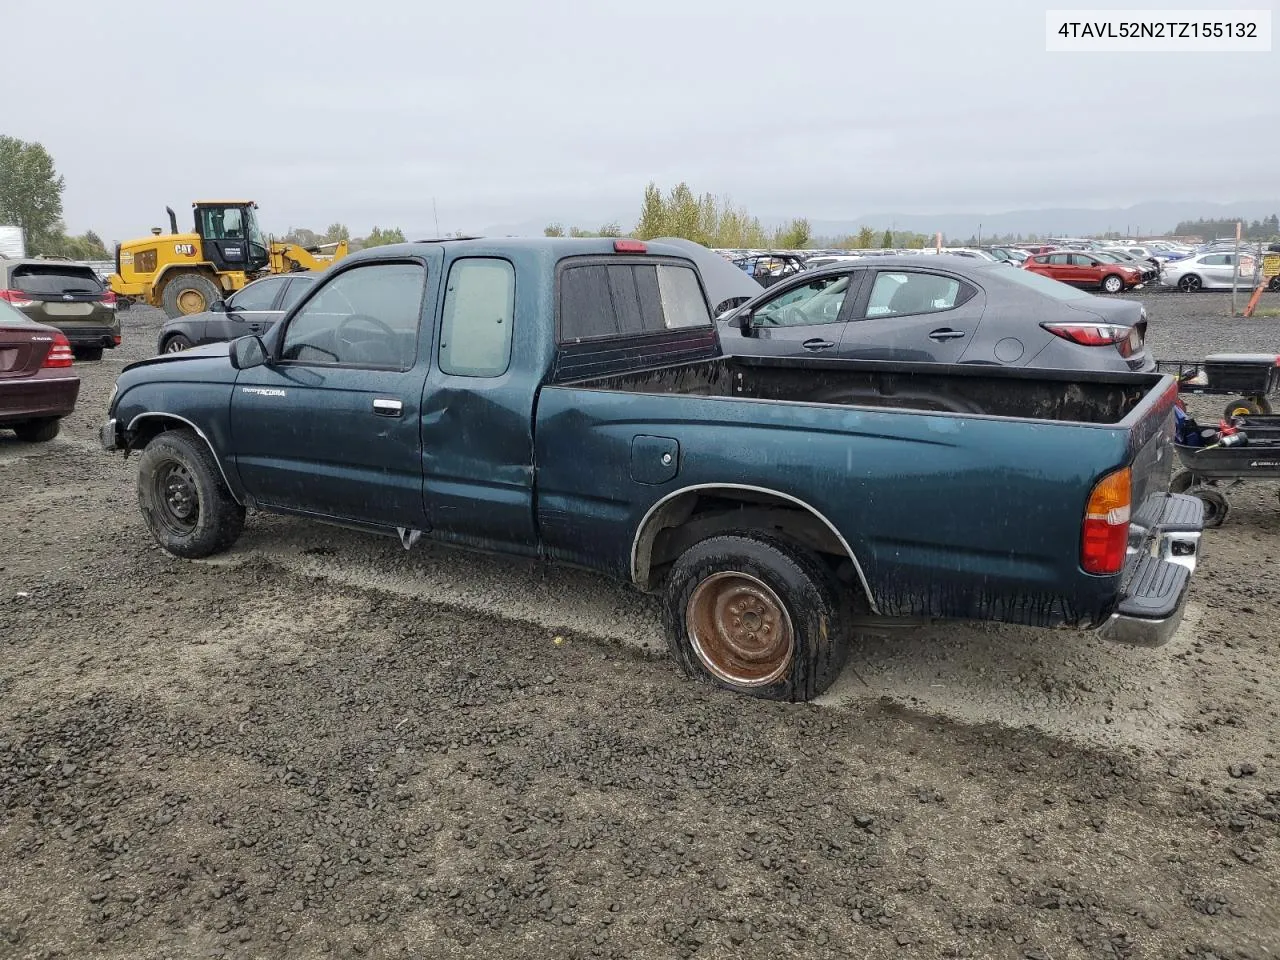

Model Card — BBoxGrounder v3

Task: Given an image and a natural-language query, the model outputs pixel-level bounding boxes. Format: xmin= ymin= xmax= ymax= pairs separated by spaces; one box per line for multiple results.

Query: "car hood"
xmin=650 ymin=237 xmax=763 ymax=312
xmin=123 ymin=340 xmax=230 ymax=373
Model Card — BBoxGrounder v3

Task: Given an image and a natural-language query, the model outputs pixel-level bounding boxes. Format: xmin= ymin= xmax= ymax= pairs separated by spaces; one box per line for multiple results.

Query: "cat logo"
xmin=175 ymin=243 xmax=197 ymax=256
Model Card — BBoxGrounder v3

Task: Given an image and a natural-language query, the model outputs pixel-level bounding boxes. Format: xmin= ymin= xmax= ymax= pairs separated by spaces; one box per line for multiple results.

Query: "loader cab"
xmin=193 ymin=201 xmax=269 ymax=274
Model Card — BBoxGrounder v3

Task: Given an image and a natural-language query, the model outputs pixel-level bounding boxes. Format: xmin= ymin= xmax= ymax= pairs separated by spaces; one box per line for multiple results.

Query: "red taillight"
xmin=613 ymin=239 xmax=647 ymax=253
xmin=100 ymin=289 xmax=118 ymax=308
xmin=1082 ymin=467 xmax=1131 ymax=575
xmin=1042 ymin=322 xmax=1132 ymax=347
xmin=0 ymin=289 xmax=35 ymax=308
xmin=42 ymin=332 xmax=74 ymax=369
xmin=113 ymin=335 xmax=122 ymax=345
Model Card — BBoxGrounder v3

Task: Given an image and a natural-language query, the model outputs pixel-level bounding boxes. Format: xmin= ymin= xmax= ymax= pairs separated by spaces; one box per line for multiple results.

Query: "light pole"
xmin=977 ymin=223 xmax=982 ymax=247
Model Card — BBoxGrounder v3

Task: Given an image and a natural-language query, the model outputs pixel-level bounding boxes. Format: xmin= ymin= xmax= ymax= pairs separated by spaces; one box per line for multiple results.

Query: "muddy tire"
xmin=13 ymin=418 xmax=60 ymax=443
xmin=1224 ymin=397 xmax=1266 ymax=419
xmin=161 ymin=273 xmax=222 ymax=319
xmin=1194 ymin=487 xmax=1229 ymax=528
xmin=661 ymin=533 xmax=852 ymax=702
xmin=137 ymin=429 xmax=244 ymax=558
xmin=1101 ymin=274 xmax=1124 ymax=294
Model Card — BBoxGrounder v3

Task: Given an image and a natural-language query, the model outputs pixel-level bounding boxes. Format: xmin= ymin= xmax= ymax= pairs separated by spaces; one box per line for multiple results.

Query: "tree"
xmin=0 ymin=136 xmax=66 ymax=255
xmin=635 ymin=182 xmax=667 ymax=240
xmin=855 ymin=226 xmax=876 ymax=248
xmin=544 ymin=223 xmax=565 ymax=237
xmin=361 ymin=226 xmax=406 ymax=248
xmin=664 ymin=183 xmax=702 ymax=243
xmin=284 ymin=226 xmax=321 ymax=247
xmin=882 ymin=229 xmax=893 ymax=248
xmin=323 ymin=223 xmax=350 ymax=243
xmin=597 ymin=221 xmax=621 ymax=238
xmin=772 ymin=218 xmax=812 ymax=249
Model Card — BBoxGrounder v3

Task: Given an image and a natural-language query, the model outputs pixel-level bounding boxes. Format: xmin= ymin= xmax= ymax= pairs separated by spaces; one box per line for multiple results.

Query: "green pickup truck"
xmin=103 ymin=238 xmax=1204 ymax=702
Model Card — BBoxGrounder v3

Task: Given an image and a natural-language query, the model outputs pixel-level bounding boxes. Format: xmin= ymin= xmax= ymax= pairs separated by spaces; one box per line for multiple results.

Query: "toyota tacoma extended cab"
xmin=102 ymin=238 xmax=1204 ymax=702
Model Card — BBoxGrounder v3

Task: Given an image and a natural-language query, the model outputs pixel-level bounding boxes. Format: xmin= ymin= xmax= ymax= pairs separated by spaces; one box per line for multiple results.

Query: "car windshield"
xmin=1093 ymin=252 xmax=1123 ymax=263
xmin=995 ymin=266 xmax=1093 ymax=301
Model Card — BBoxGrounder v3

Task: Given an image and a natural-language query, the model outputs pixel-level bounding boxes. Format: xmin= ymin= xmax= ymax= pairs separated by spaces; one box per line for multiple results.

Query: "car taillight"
xmin=100 ymin=289 xmax=118 ymax=308
xmin=1082 ymin=466 xmax=1131 ymax=575
xmin=0 ymin=289 xmax=35 ymax=308
xmin=42 ymin=332 xmax=74 ymax=369
xmin=1041 ymin=322 xmax=1132 ymax=347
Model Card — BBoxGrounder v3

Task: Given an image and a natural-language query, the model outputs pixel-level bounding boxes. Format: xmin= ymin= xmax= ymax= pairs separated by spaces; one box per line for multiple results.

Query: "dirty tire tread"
xmin=137 ymin=429 xmax=245 ymax=558
xmin=161 ymin=273 xmax=221 ymax=320
xmin=13 ymin=418 xmax=60 ymax=443
xmin=661 ymin=532 xmax=853 ymax=703
xmin=1194 ymin=487 xmax=1229 ymax=528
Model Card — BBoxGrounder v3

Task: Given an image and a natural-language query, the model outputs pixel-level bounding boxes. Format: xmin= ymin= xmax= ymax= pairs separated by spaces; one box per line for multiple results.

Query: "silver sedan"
xmin=1160 ymin=251 xmax=1256 ymax=292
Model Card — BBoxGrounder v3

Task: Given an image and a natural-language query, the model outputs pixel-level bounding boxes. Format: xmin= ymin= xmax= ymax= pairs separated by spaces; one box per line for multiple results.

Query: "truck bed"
xmin=567 ymin=354 xmax=1161 ymax=425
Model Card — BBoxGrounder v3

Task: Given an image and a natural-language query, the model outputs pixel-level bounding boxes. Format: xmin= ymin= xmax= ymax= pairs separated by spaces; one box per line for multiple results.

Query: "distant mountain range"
xmin=478 ymin=199 xmax=1280 ymax=242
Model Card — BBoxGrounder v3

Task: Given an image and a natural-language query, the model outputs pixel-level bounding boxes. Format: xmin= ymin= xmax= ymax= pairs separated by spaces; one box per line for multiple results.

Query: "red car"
xmin=0 ymin=301 xmax=80 ymax=442
xmin=1023 ymin=251 xmax=1143 ymax=294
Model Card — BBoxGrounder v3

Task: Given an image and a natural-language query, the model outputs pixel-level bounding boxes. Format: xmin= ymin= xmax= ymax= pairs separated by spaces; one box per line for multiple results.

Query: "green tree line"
xmin=0 ymin=135 xmax=110 ymax=258
xmin=1170 ymin=215 xmax=1279 ymax=241
xmin=281 ymin=223 xmax=406 ymax=251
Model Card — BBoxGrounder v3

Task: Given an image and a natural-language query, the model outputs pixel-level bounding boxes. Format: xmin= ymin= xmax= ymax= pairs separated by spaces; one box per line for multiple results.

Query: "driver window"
xmin=281 ymin=262 xmax=425 ymax=370
xmin=752 ymin=274 xmax=851 ymax=327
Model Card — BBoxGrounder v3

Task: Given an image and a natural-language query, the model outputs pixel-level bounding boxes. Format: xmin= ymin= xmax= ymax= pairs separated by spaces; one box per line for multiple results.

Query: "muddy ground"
xmin=2 ymin=289 xmax=1279 ymax=959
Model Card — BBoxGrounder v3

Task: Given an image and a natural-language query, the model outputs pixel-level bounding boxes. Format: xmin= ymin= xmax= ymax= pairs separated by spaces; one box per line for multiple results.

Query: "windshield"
xmin=245 ymin=206 xmax=265 ymax=247
xmin=1093 ymin=252 xmax=1122 ymax=263
xmin=995 ymin=266 xmax=1093 ymax=301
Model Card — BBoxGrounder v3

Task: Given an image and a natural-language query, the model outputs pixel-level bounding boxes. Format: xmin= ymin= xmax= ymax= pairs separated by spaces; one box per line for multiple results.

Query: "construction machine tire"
xmin=161 ymin=273 xmax=222 ymax=319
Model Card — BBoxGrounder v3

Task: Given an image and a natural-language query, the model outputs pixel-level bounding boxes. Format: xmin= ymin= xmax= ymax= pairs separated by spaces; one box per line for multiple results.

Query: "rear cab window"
xmin=557 ymin=260 xmax=711 ymax=342
xmin=11 ymin=264 xmax=104 ymax=298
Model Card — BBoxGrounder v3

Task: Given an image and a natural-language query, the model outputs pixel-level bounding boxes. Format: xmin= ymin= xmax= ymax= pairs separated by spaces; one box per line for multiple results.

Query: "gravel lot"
xmin=2 ymin=288 xmax=1279 ymax=960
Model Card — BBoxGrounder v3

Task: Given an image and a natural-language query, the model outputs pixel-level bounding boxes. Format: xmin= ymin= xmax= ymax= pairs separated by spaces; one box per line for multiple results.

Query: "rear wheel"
xmin=13 ymin=418 xmax=60 ymax=443
xmin=161 ymin=273 xmax=222 ymax=319
xmin=661 ymin=533 xmax=852 ymax=702
xmin=1194 ymin=487 xmax=1229 ymax=528
xmin=74 ymin=346 xmax=103 ymax=362
xmin=136 ymin=430 xmax=245 ymax=558
xmin=162 ymin=333 xmax=194 ymax=353
xmin=1178 ymin=274 xmax=1203 ymax=293
xmin=1101 ymin=274 xmax=1124 ymax=294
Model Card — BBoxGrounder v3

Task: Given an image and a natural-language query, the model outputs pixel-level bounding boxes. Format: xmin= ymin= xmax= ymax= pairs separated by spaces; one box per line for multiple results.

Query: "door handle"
xmin=928 ymin=328 xmax=967 ymax=342
xmin=373 ymin=398 xmax=403 ymax=417
xmin=802 ymin=338 xmax=835 ymax=350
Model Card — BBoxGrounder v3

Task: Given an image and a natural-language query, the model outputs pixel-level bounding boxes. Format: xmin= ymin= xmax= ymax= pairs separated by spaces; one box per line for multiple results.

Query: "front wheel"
xmin=136 ymin=430 xmax=245 ymax=558
xmin=1101 ymin=274 xmax=1124 ymax=294
xmin=661 ymin=533 xmax=852 ymax=702
xmin=161 ymin=273 xmax=222 ymax=319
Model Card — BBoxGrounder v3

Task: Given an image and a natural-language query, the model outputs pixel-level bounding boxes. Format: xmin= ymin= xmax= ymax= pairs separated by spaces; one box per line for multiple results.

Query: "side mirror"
xmin=735 ymin=310 xmax=755 ymax=335
xmin=229 ymin=335 xmax=268 ymax=370
xmin=209 ymin=298 xmax=227 ymax=313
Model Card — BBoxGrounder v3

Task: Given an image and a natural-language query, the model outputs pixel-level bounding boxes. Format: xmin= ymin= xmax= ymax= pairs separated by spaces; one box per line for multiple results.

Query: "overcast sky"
xmin=2 ymin=0 xmax=1275 ymax=241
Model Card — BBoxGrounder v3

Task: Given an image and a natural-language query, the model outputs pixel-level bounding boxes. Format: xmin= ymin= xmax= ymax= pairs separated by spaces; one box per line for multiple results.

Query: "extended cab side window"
xmin=865 ymin=272 xmax=966 ymax=318
xmin=439 ymin=258 xmax=516 ymax=377
xmin=281 ymin=262 xmax=425 ymax=370
xmin=753 ymin=274 xmax=851 ymax=327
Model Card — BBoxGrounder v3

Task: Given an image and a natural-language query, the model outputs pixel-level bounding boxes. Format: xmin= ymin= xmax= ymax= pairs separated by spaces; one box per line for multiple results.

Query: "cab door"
xmin=228 ymin=255 xmax=439 ymax=529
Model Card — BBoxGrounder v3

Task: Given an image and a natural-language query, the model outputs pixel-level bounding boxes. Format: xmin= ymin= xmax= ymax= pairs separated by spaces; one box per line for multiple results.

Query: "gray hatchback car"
xmin=0 ymin=258 xmax=121 ymax=360
xmin=717 ymin=255 xmax=1153 ymax=373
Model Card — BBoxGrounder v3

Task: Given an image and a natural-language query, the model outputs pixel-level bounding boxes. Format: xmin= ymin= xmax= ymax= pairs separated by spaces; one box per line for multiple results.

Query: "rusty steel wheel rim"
xmin=686 ymin=571 xmax=794 ymax=687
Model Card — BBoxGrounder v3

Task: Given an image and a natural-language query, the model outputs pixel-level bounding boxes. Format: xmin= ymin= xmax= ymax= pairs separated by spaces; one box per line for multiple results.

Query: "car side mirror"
xmin=735 ymin=311 xmax=756 ymax=336
xmin=229 ymin=335 xmax=268 ymax=370
xmin=209 ymin=298 xmax=227 ymax=313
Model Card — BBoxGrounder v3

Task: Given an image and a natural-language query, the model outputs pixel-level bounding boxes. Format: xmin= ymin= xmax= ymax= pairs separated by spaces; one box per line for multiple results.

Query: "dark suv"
xmin=0 ymin=258 xmax=122 ymax=360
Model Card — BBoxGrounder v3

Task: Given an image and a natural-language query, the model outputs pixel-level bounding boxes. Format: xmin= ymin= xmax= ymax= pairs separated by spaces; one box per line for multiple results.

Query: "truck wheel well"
xmin=124 ymin=416 xmax=241 ymax=505
xmin=631 ymin=486 xmax=871 ymax=604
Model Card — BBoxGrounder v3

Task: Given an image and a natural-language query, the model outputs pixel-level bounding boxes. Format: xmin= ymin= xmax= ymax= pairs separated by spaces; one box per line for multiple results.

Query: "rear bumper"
xmin=57 ymin=324 xmax=121 ymax=348
xmin=1099 ymin=493 xmax=1204 ymax=647
xmin=0 ymin=374 xmax=81 ymax=426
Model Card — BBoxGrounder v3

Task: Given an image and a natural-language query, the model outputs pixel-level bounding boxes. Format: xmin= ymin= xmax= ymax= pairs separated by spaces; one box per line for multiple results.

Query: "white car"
xmin=1160 ymin=252 xmax=1256 ymax=292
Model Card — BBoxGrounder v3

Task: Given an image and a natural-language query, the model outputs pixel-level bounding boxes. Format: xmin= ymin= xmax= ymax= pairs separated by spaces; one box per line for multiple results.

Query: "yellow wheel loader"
xmin=108 ymin=201 xmax=348 ymax=318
